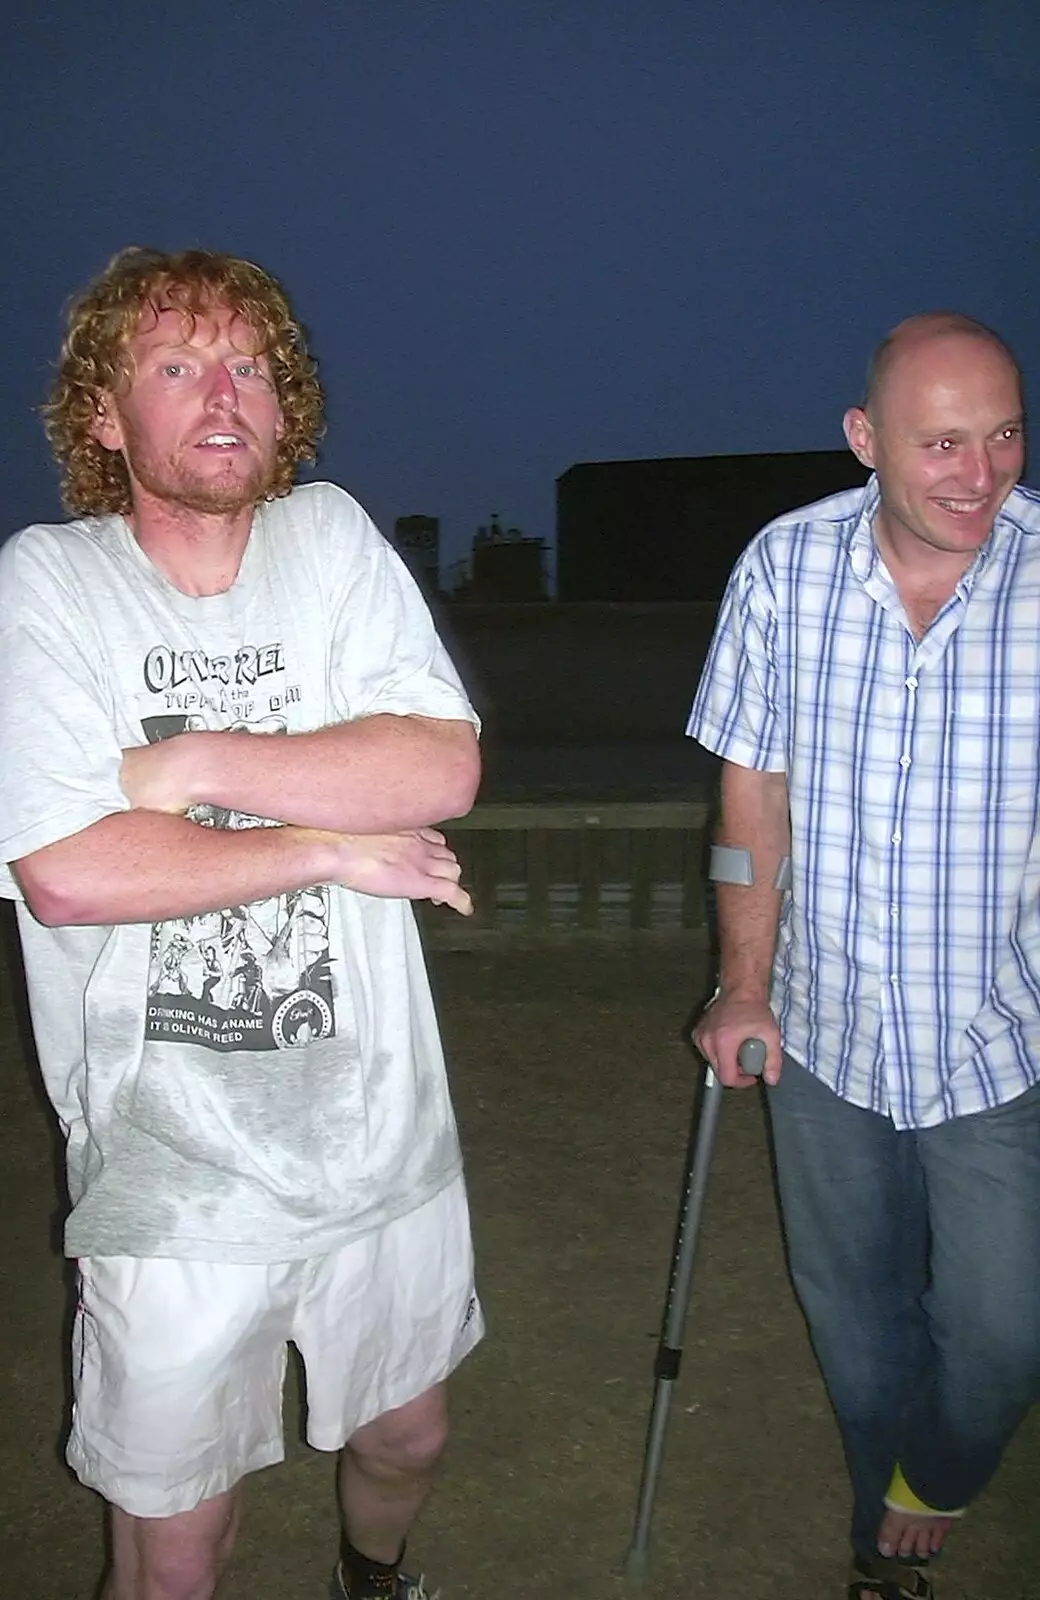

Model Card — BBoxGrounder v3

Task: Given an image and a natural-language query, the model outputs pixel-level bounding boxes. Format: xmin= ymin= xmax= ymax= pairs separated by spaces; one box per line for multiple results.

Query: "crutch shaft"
xmin=625 ymin=1066 xmax=723 ymax=1577
xmin=623 ymin=1037 xmax=765 ymax=1583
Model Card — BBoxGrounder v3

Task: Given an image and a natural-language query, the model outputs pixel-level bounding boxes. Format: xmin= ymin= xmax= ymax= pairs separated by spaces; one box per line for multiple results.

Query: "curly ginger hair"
xmin=44 ymin=247 xmax=325 ymax=515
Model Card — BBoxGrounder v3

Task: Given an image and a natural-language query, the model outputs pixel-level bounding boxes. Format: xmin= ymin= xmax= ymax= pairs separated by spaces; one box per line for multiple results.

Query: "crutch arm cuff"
xmin=709 ymin=845 xmax=792 ymax=892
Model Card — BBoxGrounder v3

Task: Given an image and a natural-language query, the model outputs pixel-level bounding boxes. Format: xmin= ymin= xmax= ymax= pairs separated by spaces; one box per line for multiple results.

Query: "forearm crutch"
xmin=623 ymin=1035 xmax=765 ymax=1585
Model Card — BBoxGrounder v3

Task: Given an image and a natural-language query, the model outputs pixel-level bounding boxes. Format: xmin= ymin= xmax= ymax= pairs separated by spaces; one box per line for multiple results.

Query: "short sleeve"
xmin=685 ymin=545 xmax=786 ymax=772
xmin=317 ymin=490 xmax=479 ymax=729
xmin=0 ymin=528 xmax=130 ymax=897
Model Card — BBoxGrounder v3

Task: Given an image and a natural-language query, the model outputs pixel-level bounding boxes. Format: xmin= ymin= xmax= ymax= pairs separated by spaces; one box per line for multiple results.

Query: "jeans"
xmin=767 ymin=1056 xmax=1040 ymax=1559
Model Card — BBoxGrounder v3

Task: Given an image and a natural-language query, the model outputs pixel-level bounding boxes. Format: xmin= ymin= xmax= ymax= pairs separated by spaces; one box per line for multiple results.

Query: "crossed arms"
xmin=13 ymin=714 xmax=480 ymax=927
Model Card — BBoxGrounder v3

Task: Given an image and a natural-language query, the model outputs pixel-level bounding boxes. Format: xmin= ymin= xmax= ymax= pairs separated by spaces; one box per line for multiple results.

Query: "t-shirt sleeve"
xmin=0 ymin=529 xmax=130 ymax=899
xmin=319 ymin=490 xmax=479 ymax=729
xmin=685 ymin=544 xmax=786 ymax=772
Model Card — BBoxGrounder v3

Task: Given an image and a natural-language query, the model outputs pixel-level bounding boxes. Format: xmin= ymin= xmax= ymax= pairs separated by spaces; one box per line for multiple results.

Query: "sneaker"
xmin=330 ymin=1560 xmax=440 ymax=1600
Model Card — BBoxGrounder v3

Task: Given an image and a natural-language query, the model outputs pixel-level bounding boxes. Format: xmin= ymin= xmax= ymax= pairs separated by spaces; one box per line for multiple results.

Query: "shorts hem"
xmin=66 ymin=1437 xmax=286 ymax=1518
xmin=306 ymin=1310 xmax=485 ymax=1454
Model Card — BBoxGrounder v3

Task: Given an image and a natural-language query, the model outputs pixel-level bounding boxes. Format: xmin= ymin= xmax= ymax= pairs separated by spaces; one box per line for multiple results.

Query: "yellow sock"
xmin=884 ymin=1463 xmax=966 ymax=1519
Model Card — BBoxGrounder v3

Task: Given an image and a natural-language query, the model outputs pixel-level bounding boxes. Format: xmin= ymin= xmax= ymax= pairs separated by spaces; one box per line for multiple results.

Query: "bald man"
xmin=688 ymin=315 xmax=1040 ymax=1600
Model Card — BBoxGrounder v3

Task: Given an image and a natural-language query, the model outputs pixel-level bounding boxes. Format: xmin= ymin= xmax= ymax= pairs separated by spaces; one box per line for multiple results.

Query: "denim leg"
xmin=766 ymin=1056 xmax=931 ymax=1558
xmin=901 ymin=1080 xmax=1040 ymax=1509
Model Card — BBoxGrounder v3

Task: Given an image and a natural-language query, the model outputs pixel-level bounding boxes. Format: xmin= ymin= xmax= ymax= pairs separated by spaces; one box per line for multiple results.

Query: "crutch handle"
xmin=736 ymin=1037 xmax=766 ymax=1076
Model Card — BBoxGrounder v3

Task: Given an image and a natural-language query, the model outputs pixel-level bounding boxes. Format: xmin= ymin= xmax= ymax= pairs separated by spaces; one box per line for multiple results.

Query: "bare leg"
xmin=337 ymin=1384 xmax=448 ymax=1565
xmin=102 ymin=1488 xmax=240 ymax=1600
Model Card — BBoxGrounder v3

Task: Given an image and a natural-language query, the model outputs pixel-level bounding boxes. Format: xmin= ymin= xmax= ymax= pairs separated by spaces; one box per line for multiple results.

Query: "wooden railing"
xmin=422 ymin=800 xmax=713 ymax=942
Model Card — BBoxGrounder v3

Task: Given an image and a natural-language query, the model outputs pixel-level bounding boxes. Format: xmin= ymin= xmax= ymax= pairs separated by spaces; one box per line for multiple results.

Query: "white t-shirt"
xmin=0 ymin=482 xmax=477 ymax=1263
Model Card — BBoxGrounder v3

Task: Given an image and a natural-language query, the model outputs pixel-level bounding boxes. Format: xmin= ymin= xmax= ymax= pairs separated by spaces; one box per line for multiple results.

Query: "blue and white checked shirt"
xmin=687 ymin=476 xmax=1040 ymax=1129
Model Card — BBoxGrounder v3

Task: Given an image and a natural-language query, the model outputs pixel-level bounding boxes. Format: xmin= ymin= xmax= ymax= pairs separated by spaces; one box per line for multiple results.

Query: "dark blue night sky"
xmin=4 ymin=1 xmax=1038 ymax=572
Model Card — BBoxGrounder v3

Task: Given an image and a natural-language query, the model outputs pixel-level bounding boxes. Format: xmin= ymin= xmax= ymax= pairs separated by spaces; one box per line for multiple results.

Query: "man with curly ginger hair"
xmin=0 ymin=248 xmax=484 ymax=1600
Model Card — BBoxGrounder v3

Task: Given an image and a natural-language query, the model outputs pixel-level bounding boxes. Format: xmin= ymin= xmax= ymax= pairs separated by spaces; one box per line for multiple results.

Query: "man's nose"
xmin=961 ymin=445 xmax=994 ymax=493
xmin=203 ymin=365 xmax=237 ymax=408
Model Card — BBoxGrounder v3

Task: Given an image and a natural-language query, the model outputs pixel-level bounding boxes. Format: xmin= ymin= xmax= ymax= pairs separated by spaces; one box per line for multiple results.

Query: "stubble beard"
xmin=877 ymin=497 xmax=995 ymax=563
xmin=127 ymin=438 xmax=277 ymax=517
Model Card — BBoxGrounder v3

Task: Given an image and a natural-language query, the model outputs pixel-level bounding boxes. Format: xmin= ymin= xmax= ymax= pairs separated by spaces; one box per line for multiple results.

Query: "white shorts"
xmin=67 ymin=1176 xmax=484 ymax=1518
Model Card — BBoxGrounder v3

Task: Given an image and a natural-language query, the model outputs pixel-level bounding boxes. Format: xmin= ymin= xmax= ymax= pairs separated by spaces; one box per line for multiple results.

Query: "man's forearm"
xmin=14 ymin=811 xmax=338 ymax=927
xmin=714 ymin=762 xmax=790 ymax=999
xmin=133 ymin=715 xmax=480 ymax=831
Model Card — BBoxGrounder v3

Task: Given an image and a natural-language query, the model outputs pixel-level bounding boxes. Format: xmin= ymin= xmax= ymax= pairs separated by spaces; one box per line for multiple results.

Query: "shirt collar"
xmin=847 ymin=476 xmax=881 ymax=583
xmin=846 ymin=473 xmax=1023 ymax=594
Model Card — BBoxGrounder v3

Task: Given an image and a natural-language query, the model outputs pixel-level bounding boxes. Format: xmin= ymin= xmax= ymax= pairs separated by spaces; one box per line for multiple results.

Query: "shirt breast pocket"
xmin=957 ymin=690 xmax=1040 ymax=723
xmin=951 ymin=689 xmax=1040 ymax=800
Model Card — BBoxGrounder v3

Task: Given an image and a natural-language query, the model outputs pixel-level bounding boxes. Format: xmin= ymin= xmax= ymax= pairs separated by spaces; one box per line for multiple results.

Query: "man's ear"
xmin=91 ymin=394 xmax=124 ymax=452
xmin=843 ymin=406 xmax=876 ymax=469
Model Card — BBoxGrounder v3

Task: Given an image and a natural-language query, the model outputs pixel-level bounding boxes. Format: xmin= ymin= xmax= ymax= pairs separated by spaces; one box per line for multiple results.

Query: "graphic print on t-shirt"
xmin=139 ymin=639 xmax=336 ymax=1053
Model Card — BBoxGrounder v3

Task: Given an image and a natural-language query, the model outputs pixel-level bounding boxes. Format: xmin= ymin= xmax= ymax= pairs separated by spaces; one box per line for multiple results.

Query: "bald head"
xmin=864 ymin=313 xmax=1022 ymax=419
xmin=844 ymin=311 xmax=1025 ymax=567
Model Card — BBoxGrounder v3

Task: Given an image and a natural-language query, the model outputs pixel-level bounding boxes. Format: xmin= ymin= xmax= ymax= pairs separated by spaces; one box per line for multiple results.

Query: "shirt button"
xmin=900 ymin=755 xmax=912 ymax=768
xmin=889 ymin=974 xmax=899 ymax=985
xmin=905 ymin=676 xmax=918 ymax=689
xmin=892 ymin=832 xmax=902 ymax=844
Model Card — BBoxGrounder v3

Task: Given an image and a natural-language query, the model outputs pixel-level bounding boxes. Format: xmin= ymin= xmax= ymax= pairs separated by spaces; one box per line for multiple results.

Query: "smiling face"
xmin=92 ymin=301 xmax=285 ymax=518
xmin=844 ymin=328 xmax=1025 ymax=567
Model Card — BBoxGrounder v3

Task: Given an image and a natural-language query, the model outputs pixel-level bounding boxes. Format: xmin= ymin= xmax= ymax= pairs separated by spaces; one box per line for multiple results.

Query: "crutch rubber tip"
xmin=622 ymin=1546 xmax=650 ymax=1586
xmin=737 ymin=1037 xmax=766 ymax=1076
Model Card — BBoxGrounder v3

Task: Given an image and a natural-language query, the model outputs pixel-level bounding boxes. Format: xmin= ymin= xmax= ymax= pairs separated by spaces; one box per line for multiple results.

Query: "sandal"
xmin=848 ymin=1553 xmax=934 ymax=1600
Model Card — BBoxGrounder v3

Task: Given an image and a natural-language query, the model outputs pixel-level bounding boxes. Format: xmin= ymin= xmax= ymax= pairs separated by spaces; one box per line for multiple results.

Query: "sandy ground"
xmin=1 ymin=926 xmax=1037 ymax=1599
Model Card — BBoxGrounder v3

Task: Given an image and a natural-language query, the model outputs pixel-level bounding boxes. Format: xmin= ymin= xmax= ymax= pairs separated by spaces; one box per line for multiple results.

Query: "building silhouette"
xmin=393 ymin=514 xmax=441 ymax=594
xmin=453 ymin=514 xmax=548 ymax=602
xmin=556 ymin=450 xmax=870 ymax=602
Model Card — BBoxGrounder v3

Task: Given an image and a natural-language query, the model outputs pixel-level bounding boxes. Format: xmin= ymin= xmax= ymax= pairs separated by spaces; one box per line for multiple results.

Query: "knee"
xmin=144 ymin=1549 xmax=222 ymax=1600
xmin=936 ymin=1304 xmax=1040 ymax=1400
xmin=112 ymin=1542 xmax=222 ymax=1600
xmin=986 ymin=1316 xmax=1040 ymax=1378
xmin=110 ymin=1495 xmax=238 ymax=1600
xmin=348 ymin=1389 xmax=449 ymax=1479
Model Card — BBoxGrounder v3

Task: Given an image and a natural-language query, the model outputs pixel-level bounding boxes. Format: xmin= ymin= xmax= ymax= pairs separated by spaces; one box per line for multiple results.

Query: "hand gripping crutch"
xmin=622 ymin=1035 xmax=765 ymax=1585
